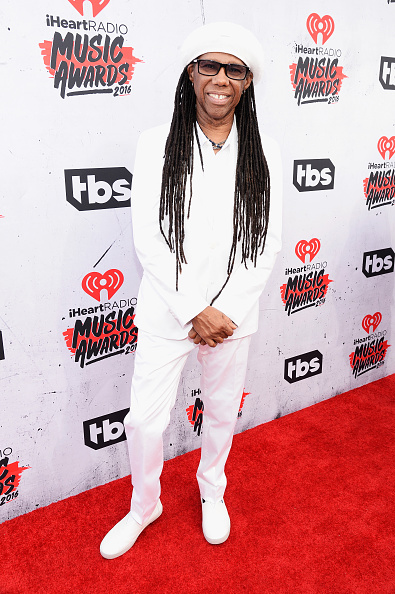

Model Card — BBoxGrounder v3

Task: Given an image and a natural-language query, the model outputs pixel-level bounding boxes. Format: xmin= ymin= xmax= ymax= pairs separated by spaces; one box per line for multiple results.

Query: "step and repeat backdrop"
xmin=1 ymin=0 xmax=394 ymax=520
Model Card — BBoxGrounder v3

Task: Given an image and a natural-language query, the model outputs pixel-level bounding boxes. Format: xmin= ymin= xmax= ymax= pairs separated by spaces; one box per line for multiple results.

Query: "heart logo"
xmin=306 ymin=13 xmax=335 ymax=45
xmin=82 ymin=269 xmax=124 ymax=302
xmin=377 ymin=136 xmax=395 ymax=160
xmin=362 ymin=312 xmax=382 ymax=334
xmin=295 ymin=238 xmax=321 ymax=263
xmin=67 ymin=0 xmax=111 ymax=18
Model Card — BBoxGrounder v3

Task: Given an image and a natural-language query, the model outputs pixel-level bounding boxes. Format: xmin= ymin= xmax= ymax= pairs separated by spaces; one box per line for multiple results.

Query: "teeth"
xmin=210 ymin=94 xmax=227 ymax=99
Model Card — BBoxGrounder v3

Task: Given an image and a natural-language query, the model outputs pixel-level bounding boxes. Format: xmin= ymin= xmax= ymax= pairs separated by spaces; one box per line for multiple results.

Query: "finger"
xmin=200 ymin=339 xmax=207 ymax=346
xmin=224 ymin=317 xmax=237 ymax=331
xmin=188 ymin=328 xmax=198 ymax=339
xmin=218 ymin=326 xmax=233 ymax=337
xmin=193 ymin=335 xmax=202 ymax=344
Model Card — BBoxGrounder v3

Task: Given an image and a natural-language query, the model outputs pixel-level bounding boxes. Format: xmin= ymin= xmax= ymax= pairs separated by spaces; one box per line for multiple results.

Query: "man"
xmin=100 ymin=21 xmax=282 ymax=559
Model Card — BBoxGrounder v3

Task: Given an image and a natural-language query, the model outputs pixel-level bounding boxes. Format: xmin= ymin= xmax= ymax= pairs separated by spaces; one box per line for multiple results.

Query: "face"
xmin=187 ymin=52 xmax=253 ymax=126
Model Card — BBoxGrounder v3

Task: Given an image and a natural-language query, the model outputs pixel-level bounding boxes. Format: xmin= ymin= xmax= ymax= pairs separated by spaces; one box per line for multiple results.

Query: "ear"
xmin=243 ymin=71 xmax=253 ymax=92
xmin=187 ymin=63 xmax=195 ymax=84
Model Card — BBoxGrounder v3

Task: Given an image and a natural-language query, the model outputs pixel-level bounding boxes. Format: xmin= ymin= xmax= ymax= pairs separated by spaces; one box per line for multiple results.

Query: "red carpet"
xmin=2 ymin=375 xmax=394 ymax=594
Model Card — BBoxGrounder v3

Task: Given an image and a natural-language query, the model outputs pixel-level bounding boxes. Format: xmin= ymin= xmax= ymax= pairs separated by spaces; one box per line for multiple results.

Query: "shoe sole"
xmin=203 ymin=527 xmax=230 ymax=545
xmin=100 ymin=501 xmax=163 ymax=559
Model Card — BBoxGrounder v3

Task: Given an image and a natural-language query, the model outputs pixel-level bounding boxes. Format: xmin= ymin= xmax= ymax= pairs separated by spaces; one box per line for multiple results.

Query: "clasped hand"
xmin=188 ymin=306 xmax=237 ymax=348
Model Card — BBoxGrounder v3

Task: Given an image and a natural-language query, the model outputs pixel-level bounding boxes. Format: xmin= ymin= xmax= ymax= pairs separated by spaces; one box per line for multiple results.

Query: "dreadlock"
xmin=159 ymin=66 xmax=270 ymax=305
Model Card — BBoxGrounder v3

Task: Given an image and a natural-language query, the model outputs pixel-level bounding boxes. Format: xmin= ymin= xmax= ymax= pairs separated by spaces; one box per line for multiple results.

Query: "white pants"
xmin=124 ymin=330 xmax=251 ymax=524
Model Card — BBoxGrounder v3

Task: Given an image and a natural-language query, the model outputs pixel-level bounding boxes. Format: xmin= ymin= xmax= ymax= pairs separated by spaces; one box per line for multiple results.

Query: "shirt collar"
xmin=196 ymin=118 xmax=237 ymax=153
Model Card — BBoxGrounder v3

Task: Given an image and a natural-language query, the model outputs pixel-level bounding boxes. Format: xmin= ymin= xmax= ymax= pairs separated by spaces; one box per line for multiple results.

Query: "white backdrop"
xmin=1 ymin=0 xmax=394 ymax=520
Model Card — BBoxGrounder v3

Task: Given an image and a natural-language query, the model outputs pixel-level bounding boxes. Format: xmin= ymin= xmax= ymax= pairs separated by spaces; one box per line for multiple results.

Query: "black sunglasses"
xmin=191 ymin=59 xmax=250 ymax=81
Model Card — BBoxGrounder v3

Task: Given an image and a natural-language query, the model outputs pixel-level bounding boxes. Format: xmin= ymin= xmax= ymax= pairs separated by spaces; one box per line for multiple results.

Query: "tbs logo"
xmin=362 ymin=248 xmax=394 ymax=277
xmin=293 ymin=159 xmax=335 ymax=192
xmin=83 ymin=408 xmax=129 ymax=450
xmin=284 ymin=350 xmax=323 ymax=383
xmin=379 ymin=57 xmax=395 ymax=90
xmin=65 ymin=167 xmax=132 ymax=211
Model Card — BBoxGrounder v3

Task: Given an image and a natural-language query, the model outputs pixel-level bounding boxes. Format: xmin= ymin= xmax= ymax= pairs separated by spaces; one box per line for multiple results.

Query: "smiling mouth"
xmin=208 ymin=93 xmax=229 ymax=100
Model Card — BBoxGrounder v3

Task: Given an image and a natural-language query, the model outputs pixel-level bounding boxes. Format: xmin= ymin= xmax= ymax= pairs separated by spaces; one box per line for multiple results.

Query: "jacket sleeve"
xmin=212 ymin=136 xmax=282 ymax=327
xmin=131 ymin=127 xmax=209 ymax=328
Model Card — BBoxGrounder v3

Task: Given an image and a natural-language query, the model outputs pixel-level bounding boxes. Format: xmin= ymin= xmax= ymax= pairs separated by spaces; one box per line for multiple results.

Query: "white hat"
xmin=180 ymin=21 xmax=265 ymax=84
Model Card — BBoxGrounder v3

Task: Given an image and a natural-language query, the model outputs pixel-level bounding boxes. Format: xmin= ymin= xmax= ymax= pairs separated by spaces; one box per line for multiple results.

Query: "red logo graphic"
xmin=281 ymin=241 xmax=332 ymax=315
xmin=295 ymin=239 xmax=320 ymax=263
xmin=238 ymin=390 xmax=249 ymax=417
xmin=67 ymin=0 xmax=111 ymax=17
xmin=239 ymin=390 xmax=249 ymax=412
xmin=280 ymin=272 xmax=332 ymax=313
xmin=362 ymin=312 xmax=382 ymax=334
xmin=186 ymin=395 xmax=204 ymax=436
xmin=289 ymin=60 xmax=347 ymax=106
xmin=306 ymin=13 xmax=335 ymax=45
xmin=186 ymin=405 xmax=199 ymax=425
xmin=63 ymin=307 xmax=138 ymax=368
xmin=82 ymin=269 xmax=124 ymax=302
xmin=349 ymin=314 xmax=389 ymax=378
xmin=39 ymin=31 xmax=142 ymax=99
xmin=187 ymin=389 xmax=248 ymax=433
xmin=363 ymin=171 xmax=395 ymax=210
xmin=377 ymin=136 xmax=395 ymax=160
xmin=0 ymin=455 xmax=30 ymax=505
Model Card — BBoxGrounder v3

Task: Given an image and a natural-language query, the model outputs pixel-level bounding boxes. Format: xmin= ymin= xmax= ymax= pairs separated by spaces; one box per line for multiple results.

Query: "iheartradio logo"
xmin=306 ymin=13 xmax=335 ymax=45
xmin=362 ymin=312 xmax=382 ymax=334
xmin=82 ymin=269 xmax=124 ymax=302
xmin=68 ymin=0 xmax=110 ymax=17
xmin=377 ymin=136 xmax=395 ymax=160
xmin=295 ymin=239 xmax=321 ymax=264
xmin=350 ymin=312 xmax=389 ymax=379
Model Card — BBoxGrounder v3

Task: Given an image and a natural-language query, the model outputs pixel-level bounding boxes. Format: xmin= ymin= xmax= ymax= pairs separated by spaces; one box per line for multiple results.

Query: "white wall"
xmin=1 ymin=0 xmax=394 ymax=520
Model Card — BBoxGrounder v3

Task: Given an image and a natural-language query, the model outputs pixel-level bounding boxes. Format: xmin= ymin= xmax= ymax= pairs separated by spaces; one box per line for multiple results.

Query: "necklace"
xmin=199 ymin=125 xmax=228 ymax=151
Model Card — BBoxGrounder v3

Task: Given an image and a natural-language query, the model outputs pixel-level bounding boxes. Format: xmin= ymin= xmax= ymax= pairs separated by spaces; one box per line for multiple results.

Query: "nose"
xmin=212 ymin=65 xmax=229 ymax=85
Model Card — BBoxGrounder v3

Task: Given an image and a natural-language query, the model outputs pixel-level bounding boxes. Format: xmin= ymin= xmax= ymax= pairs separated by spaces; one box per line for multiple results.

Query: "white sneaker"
xmin=100 ymin=500 xmax=163 ymax=559
xmin=201 ymin=498 xmax=230 ymax=545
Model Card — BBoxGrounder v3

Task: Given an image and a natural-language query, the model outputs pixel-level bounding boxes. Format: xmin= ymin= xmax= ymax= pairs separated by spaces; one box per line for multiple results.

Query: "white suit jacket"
xmin=131 ymin=121 xmax=282 ymax=340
